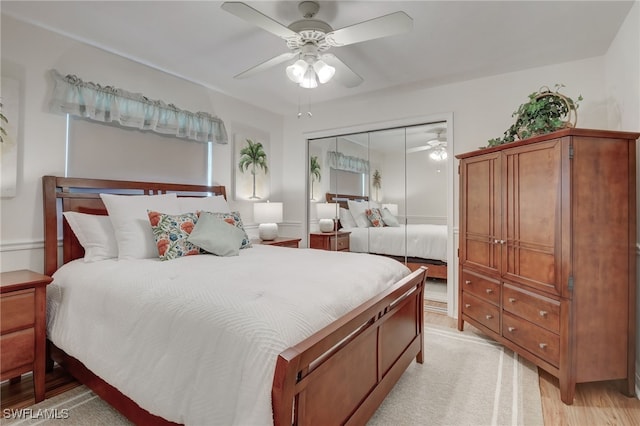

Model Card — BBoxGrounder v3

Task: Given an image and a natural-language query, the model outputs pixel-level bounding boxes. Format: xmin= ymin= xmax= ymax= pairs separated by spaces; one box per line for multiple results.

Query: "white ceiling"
xmin=2 ymin=1 xmax=634 ymax=115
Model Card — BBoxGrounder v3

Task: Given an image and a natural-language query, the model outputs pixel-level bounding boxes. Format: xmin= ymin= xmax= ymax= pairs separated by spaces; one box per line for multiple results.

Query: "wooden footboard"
xmin=273 ymin=266 xmax=427 ymax=426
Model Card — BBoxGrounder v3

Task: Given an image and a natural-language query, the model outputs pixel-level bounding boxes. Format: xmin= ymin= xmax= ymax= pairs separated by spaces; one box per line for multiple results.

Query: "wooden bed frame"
xmin=326 ymin=192 xmax=447 ymax=280
xmin=43 ymin=176 xmax=427 ymax=426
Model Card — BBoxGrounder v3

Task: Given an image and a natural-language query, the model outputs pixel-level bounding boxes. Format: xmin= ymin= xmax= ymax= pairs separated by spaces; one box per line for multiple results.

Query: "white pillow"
xmin=187 ymin=212 xmax=245 ymax=257
xmin=63 ymin=211 xmax=118 ymax=262
xmin=381 ymin=207 xmax=400 ymax=227
xmin=347 ymin=199 xmax=375 ymax=228
xmin=100 ymin=193 xmax=180 ymax=259
xmin=339 ymin=207 xmax=357 ymax=229
xmin=178 ymin=195 xmax=230 ymax=214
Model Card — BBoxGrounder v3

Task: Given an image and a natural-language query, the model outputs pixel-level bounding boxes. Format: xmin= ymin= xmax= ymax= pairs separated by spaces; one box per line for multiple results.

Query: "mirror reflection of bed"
xmin=308 ymin=122 xmax=448 ymax=312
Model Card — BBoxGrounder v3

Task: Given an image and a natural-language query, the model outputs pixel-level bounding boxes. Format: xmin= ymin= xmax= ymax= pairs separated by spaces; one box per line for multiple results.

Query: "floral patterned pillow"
xmin=201 ymin=211 xmax=252 ymax=249
xmin=365 ymin=208 xmax=385 ymax=227
xmin=147 ymin=211 xmax=202 ymax=261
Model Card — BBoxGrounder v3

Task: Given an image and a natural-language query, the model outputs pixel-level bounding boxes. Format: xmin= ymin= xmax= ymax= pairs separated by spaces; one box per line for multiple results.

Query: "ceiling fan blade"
xmin=326 ymin=11 xmax=413 ymax=47
xmin=234 ymin=52 xmax=298 ymax=79
xmin=221 ymin=2 xmax=298 ymax=40
xmin=322 ymin=54 xmax=363 ymax=88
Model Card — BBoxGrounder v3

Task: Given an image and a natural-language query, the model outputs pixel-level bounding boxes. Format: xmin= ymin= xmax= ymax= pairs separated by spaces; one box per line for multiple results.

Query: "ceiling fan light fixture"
xmin=300 ymin=66 xmax=318 ymax=88
xmin=429 ymin=148 xmax=448 ymax=161
xmin=286 ymin=59 xmax=308 ymax=83
xmin=313 ymin=60 xmax=335 ymax=84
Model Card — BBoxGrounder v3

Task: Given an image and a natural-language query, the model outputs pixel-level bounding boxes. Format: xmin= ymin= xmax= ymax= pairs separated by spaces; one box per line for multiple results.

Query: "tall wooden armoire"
xmin=457 ymin=128 xmax=638 ymax=404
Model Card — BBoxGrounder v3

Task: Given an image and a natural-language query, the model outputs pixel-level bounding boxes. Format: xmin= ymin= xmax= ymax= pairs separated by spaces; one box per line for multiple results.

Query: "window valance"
xmin=327 ymin=151 xmax=369 ymax=174
xmin=49 ymin=69 xmax=227 ymax=144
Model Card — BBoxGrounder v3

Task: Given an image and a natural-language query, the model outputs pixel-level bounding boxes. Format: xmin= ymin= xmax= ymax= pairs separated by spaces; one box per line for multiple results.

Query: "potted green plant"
xmin=487 ymin=84 xmax=582 ymax=147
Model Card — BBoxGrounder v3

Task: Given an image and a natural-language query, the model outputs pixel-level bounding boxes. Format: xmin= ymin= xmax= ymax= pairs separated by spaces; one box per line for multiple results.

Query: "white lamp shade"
xmin=300 ymin=67 xmax=318 ymax=89
xmin=313 ymin=60 xmax=335 ymax=84
xmin=286 ymin=60 xmax=308 ymax=83
xmin=316 ymin=202 xmax=338 ymax=220
xmin=254 ymin=202 xmax=283 ymax=224
xmin=382 ymin=203 xmax=398 ymax=216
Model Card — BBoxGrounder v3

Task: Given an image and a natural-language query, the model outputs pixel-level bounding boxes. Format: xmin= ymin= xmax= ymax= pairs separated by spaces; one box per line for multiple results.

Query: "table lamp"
xmin=254 ymin=201 xmax=283 ymax=241
xmin=316 ymin=202 xmax=338 ymax=233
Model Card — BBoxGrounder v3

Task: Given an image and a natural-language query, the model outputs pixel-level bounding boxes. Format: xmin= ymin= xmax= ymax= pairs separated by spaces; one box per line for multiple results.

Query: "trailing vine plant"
xmin=487 ymin=84 xmax=582 ymax=147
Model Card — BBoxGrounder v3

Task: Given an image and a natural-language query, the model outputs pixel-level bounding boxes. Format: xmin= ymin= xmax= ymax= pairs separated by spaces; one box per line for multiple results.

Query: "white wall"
xmin=0 ymin=15 xmax=284 ymax=272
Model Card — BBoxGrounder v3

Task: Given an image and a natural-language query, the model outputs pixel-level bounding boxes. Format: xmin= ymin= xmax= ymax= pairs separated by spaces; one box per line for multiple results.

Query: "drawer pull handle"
xmin=493 ymin=239 xmax=499 ymax=244
xmin=508 ymin=297 xmax=516 ymax=303
xmin=465 ymin=280 xmax=472 ymax=285
xmin=539 ymin=310 xmax=548 ymax=317
xmin=485 ymin=288 xmax=493 ymax=294
xmin=485 ymin=315 xmax=493 ymax=320
xmin=539 ymin=343 xmax=548 ymax=349
xmin=507 ymin=326 xmax=516 ymax=332
xmin=500 ymin=240 xmax=506 ymax=244
xmin=465 ymin=304 xmax=471 ymax=308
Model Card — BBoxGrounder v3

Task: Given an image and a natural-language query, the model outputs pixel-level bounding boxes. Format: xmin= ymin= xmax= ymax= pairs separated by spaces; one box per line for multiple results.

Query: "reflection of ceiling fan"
xmin=426 ymin=129 xmax=448 ymax=161
xmin=221 ymin=1 xmax=413 ymax=88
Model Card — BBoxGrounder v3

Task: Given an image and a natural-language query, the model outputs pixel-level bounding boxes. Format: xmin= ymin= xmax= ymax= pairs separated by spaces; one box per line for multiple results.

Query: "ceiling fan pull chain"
xmin=307 ymin=90 xmax=312 ymax=118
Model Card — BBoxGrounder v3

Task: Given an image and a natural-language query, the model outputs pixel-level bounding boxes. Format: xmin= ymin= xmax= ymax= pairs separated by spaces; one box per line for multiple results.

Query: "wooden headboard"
xmin=42 ymin=176 xmax=226 ymax=276
xmin=325 ymin=193 xmax=369 ymax=209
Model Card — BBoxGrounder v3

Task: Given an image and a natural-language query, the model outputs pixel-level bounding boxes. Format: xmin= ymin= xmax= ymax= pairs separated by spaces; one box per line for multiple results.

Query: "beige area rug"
xmin=1 ymin=325 xmax=542 ymax=426
xmin=369 ymin=324 xmax=544 ymax=426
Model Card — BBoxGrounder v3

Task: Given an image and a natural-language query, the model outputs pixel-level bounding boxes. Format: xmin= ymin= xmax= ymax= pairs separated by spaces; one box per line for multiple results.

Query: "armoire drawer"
xmin=502 ymin=312 xmax=560 ymax=367
xmin=461 ymin=269 xmax=500 ymax=305
xmin=462 ymin=292 xmax=500 ymax=334
xmin=502 ymin=284 xmax=560 ymax=334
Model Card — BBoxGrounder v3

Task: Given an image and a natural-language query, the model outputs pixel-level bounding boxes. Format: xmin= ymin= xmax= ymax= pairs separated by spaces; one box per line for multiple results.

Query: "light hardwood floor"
xmin=3 ymin=308 xmax=640 ymax=425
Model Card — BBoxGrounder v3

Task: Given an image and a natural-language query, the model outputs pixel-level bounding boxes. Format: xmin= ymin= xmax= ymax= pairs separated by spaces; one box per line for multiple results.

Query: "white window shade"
xmin=67 ymin=117 xmax=208 ymax=184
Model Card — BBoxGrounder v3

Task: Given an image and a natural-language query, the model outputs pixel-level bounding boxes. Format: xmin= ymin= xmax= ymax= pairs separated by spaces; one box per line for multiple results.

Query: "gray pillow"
xmin=381 ymin=207 xmax=400 ymax=227
xmin=188 ymin=212 xmax=245 ymax=256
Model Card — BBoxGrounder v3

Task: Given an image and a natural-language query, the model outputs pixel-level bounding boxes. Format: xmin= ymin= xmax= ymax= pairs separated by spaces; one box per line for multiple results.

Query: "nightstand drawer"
xmin=0 ymin=328 xmax=35 ymax=377
xmin=1 ymin=289 xmax=35 ymax=334
xmin=331 ymin=235 xmax=349 ymax=251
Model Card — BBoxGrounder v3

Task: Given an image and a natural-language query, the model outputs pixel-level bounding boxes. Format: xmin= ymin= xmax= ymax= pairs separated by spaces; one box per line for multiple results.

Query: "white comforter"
xmin=345 ymin=224 xmax=447 ymax=262
xmin=47 ymin=245 xmax=409 ymax=425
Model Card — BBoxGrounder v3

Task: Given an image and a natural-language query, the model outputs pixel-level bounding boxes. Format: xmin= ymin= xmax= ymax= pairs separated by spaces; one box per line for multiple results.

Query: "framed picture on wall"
xmin=1 ymin=77 xmax=20 ymax=198
xmin=233 ymin=134 xmax=270 ymax=200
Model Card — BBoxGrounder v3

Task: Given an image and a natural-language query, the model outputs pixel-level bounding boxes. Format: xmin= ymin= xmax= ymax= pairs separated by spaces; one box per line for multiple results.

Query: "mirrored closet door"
xmin=307 ymin=122 xmax=448 ymax=294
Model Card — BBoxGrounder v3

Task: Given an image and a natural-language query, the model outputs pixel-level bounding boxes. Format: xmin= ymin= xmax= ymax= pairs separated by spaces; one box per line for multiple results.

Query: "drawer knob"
xmin=465 ymin=304 xmax=471 ymax=308
xmin=508 ymin=297 xmax=516 ymax=303
xmin=485 ymin=314 xmax=493 ymax=320
xmin=539 ymin=310 xmax=548 ymax=317
xmin=507 ymin=326 xmax=516 ymax=332
xmin=485 ymin=288 xmax=493 ymax=294
xmin=539 ymin=343 xmax=548 ymax=349
xmin=465 ymin=280 xmax=472 ymax=285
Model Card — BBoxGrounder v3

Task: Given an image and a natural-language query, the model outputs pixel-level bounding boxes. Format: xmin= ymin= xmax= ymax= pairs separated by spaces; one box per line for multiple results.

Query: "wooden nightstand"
xmin=309 ymin=231 xmax=351 ymax=252
xmin=255 ymin=237 xmax=301 ymax=248
xmin=1 ymin=270 xmax=52 ymax=403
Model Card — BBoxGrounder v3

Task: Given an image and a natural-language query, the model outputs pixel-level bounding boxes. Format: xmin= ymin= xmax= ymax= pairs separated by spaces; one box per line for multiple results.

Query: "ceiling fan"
xmin=426 ymin=129 xmax=448 ymax=161
xmin=221 ymin=1 xmax=413 ymax=88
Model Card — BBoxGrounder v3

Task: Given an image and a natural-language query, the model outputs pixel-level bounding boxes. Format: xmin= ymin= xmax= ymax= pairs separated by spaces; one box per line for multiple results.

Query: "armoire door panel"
xmin=503 ymin=140 xmax=562 ymax=294
xmin=504 ymin=247 xmax=557 ymax=294
xmin=460 ymin=152 xmax=501 ymax=273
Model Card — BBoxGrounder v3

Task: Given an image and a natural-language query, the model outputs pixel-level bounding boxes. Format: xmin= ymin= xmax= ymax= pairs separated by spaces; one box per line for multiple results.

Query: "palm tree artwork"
xmin=372 ymin=169 xmax=382 ymax=201
xmin=309 ymin=155 xmax=321 ymax=200
xmin=238 ymin=138 xmax=268 ymax=199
